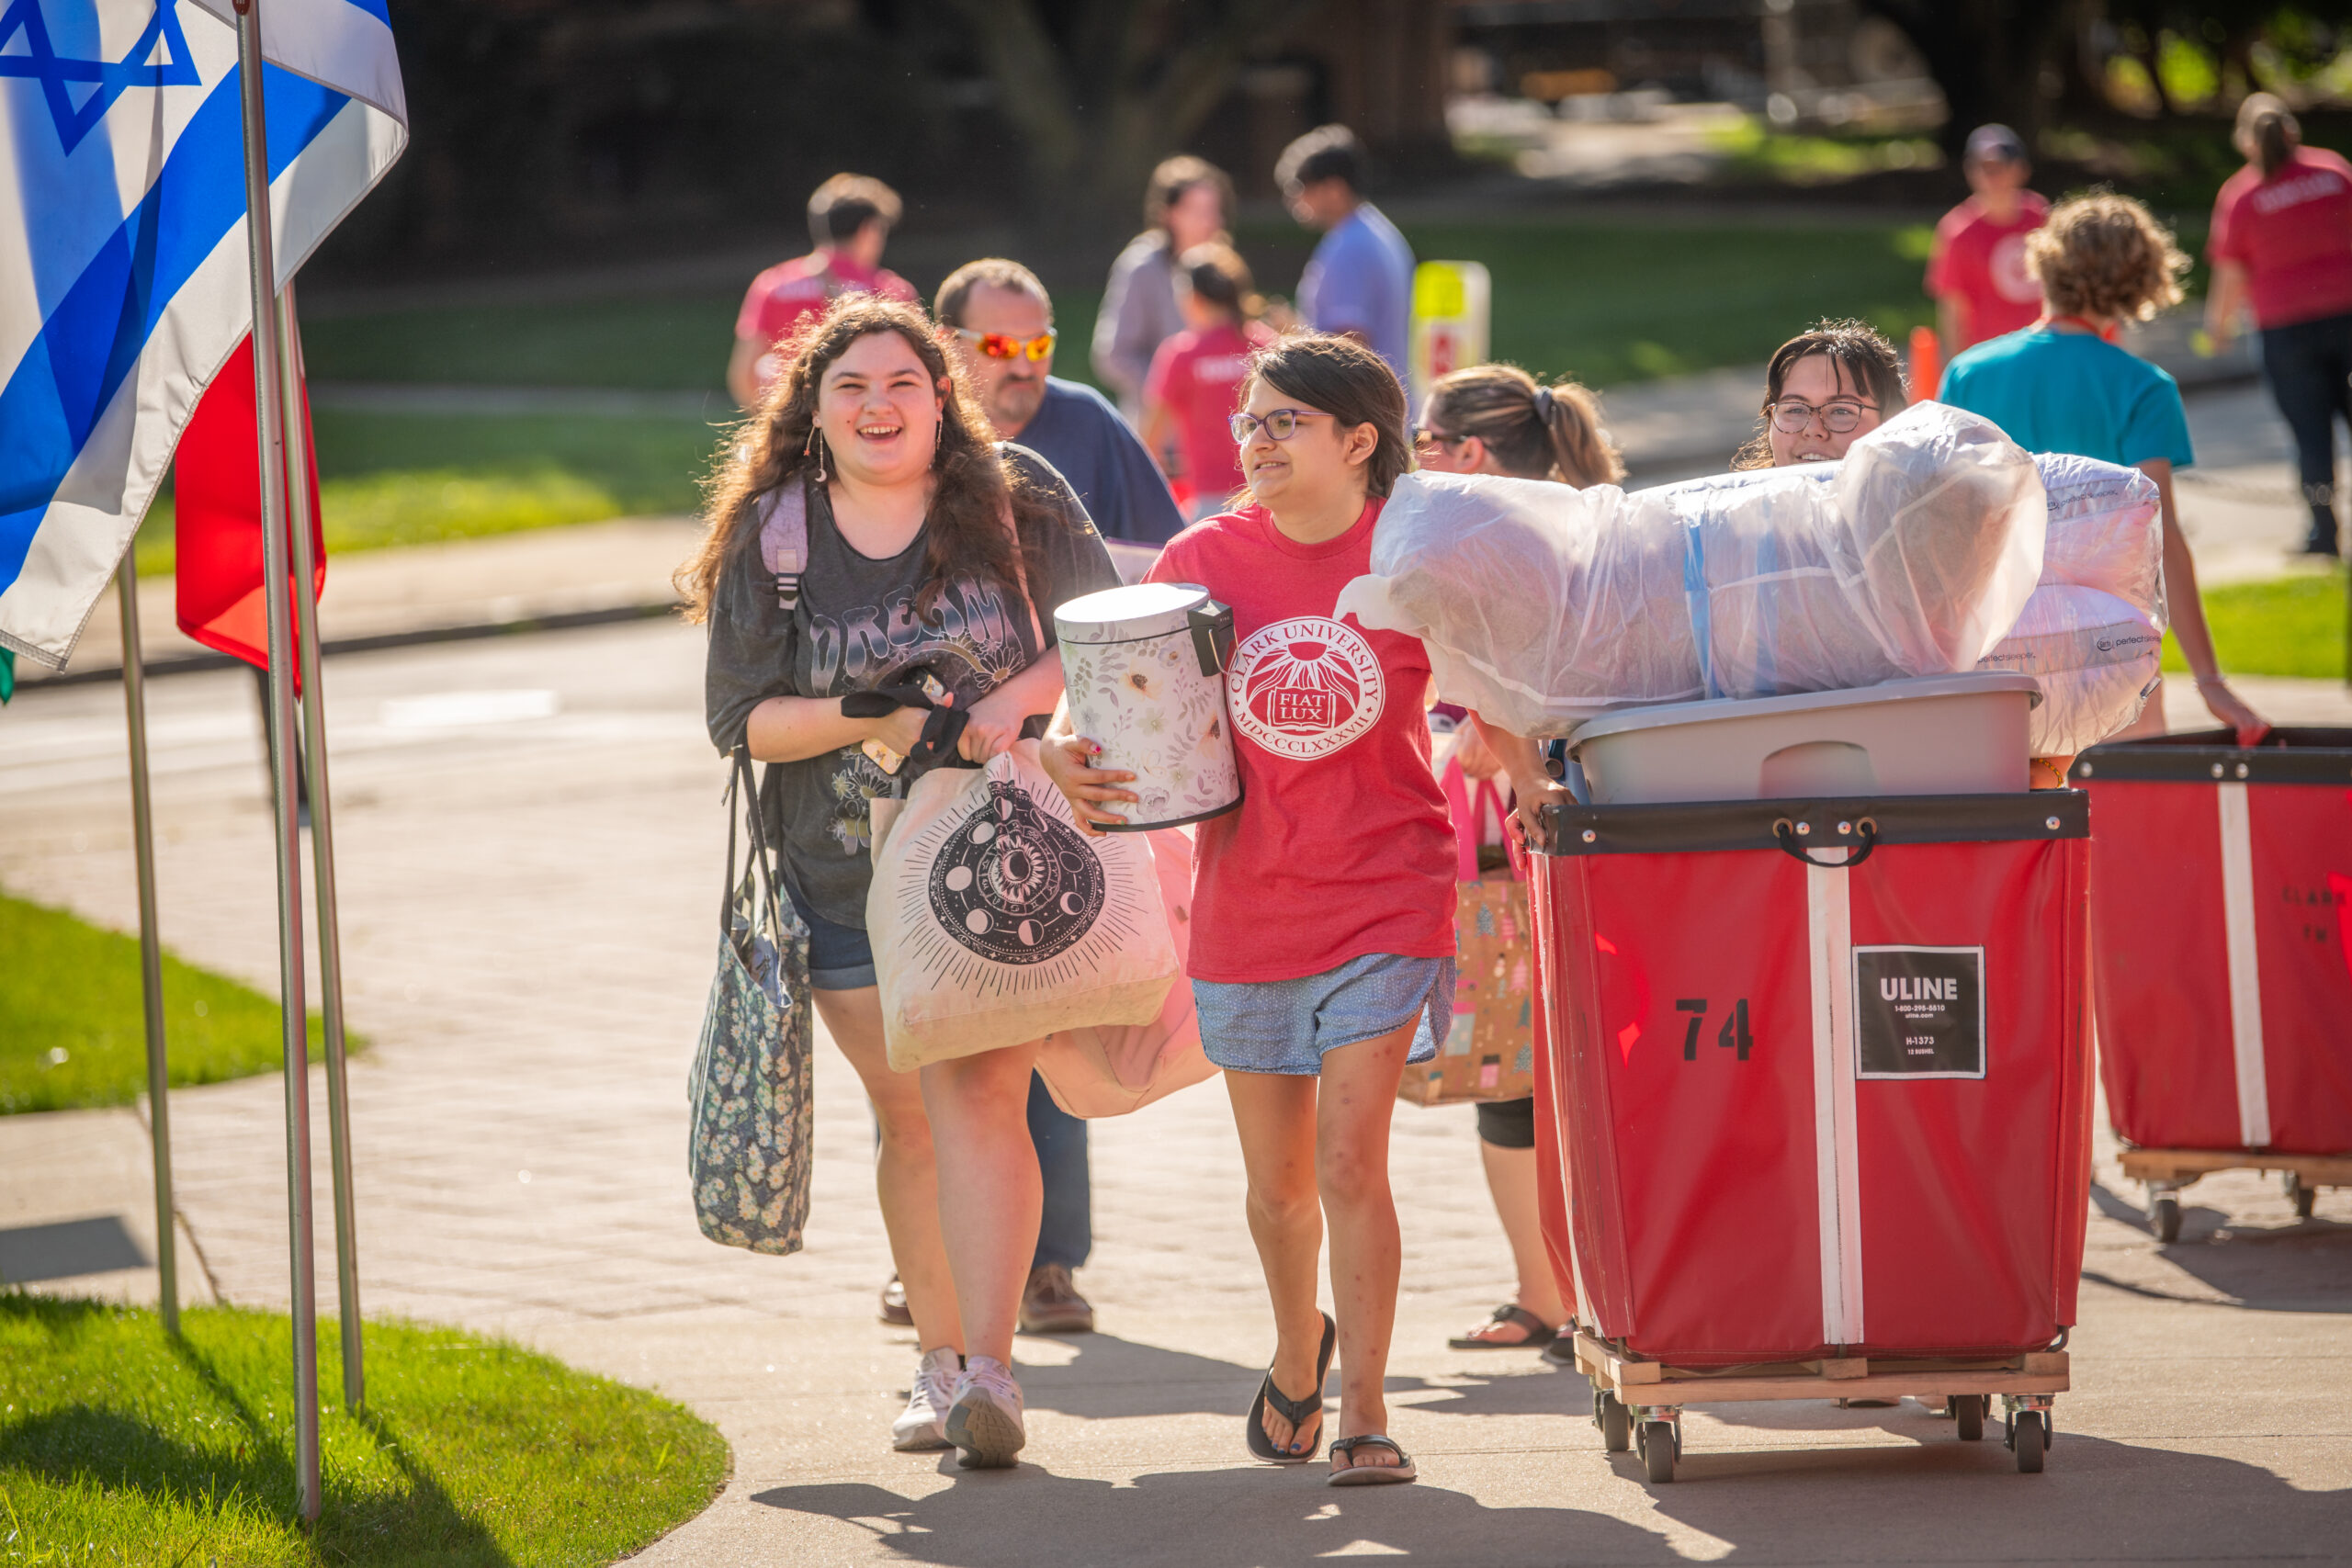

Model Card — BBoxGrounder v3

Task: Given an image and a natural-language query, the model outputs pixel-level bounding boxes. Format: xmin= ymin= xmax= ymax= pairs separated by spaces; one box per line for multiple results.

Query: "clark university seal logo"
xmin=929 ymin=780 xmax=1106 ymax=964
xmin=1227 ymin=616 xmax=1385 ymax=761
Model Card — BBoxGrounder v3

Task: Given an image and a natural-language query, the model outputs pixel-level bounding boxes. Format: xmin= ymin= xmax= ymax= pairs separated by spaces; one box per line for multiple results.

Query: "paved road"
xmin=3 ymin=616 xmax=2347 ymax=1564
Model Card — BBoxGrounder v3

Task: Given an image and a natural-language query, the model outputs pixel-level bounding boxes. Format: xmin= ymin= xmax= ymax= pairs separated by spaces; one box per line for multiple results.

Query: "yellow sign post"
xmin=1410 ymin=260 xmax=1491 ymax=398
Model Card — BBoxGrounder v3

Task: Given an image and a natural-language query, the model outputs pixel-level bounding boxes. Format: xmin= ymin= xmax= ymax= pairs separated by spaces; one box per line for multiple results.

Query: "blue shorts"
xmin=1193 ymin=953 xmax=1453 ymax=1077
xmin=784 ymin=880 xmax=878 ymax=992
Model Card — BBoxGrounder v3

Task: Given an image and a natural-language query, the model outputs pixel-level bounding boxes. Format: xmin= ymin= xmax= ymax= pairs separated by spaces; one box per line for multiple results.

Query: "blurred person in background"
xmin=938 ymin=258 xmax=1184 ymax=546
xmin=1141 ymin=244 xmax=1274 ymax=521
xmin=1730 ymin=320 xmax=1907 ymax=471
xmin=2205 ymin=93 xmax=2352 ymax=558
xmin=1942 ymin=193 xmax=2268 ymax=744
xmin=1278 ymin=125 xmax=1415 ymax=389
xmin=1414 ymin=364 xmax=1622 ymax=1354
xmin=1926 ymin=126 xmax=2050 ymax=358
xmin=729 ymin=174 xmax=918 ymax=408
xmin=1093 ymin=156 xmax=1236 ymax=423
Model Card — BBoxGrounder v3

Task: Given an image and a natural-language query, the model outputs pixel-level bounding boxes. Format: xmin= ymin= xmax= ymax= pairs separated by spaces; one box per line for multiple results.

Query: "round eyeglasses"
xmin=1229 ymin=408 xmax=1332 ymax=445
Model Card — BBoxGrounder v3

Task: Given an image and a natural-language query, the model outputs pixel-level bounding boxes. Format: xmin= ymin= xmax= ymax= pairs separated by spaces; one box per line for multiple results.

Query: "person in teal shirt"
xmin=1939 ymin=193 xmax=2267 ymax=745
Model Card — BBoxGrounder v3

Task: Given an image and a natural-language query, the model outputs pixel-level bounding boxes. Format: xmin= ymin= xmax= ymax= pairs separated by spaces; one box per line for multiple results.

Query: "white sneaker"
xmin=944 ymin=1354 xmax=1026 ymax=1469
xmin=890 ymin=1347 xmax=960 ymax=1452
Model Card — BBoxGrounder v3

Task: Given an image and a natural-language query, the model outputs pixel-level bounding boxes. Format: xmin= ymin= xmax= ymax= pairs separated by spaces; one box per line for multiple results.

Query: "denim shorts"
xmin=1193 ymin=953 xmax=1453 ymax=1077
xmin=784 ymin=880 xmax=878 ymax=992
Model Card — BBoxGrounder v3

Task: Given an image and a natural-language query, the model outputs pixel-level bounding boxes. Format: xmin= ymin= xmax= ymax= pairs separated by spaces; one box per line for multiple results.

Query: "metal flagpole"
xmin=116 ymin=557 xmax=177 ymax=1337
xmin=275 ymin=280 xmax=363 ymax=1413
xmin=233 ymin=0 xmax=322 ymax=1519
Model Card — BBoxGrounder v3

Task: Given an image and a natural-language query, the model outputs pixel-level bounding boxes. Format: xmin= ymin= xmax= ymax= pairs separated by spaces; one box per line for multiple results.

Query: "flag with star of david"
xmin=0 ymin=0 xmax=405 ymax=669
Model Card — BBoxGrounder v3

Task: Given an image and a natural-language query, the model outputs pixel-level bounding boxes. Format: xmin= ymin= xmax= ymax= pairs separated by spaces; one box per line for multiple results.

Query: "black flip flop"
xmin=1329 ymin=1433 xmax=1417 ymax=1486
xmin=1449 ymin=1303 xmax=1559 ymax=1350
xmin=1246 ymin=1312 xmax=1336 ymax=1464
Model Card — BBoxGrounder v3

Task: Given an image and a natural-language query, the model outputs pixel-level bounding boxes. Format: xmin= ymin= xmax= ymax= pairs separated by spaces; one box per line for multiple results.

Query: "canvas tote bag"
xmin=688 ymin=748 xmax=816 ymax=1253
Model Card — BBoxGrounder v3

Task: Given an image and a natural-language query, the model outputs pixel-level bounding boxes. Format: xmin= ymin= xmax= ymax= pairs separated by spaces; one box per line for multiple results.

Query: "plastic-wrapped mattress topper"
xmin=1979 ymin=455 xmax=2167 ymax=755
xmin=1336 ymin=401 xmax=2049 ymax=737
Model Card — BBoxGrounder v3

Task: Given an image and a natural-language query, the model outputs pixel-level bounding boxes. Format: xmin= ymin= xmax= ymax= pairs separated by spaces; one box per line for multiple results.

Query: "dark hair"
xmin=1247 ymin=333 xmax=1410 ymax=498
xmin=1176 ymin=243 xmax=1262 ymax=322
xmin=934 ymin=257 xmax=1052 ymax=331
xmin=1730 ymin=320 xmax=1910 ymax=470
xmin=807 ymin=173 xmax=901 ymax=247
xmin=1423 ymin=364 xmax=1623 ymax=488
xmin=2236 ymin=92 xmax=2300 ymax=179
xmin=1145 ymin=155 xmax=1235 ymax=233
xmin=680 ymin=296 xmax=1061 ymax=626
xmin=1276 ymin=124 xmax=1364 ymax=195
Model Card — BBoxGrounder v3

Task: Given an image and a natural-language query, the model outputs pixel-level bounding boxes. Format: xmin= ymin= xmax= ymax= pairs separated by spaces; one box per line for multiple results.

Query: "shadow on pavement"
xmin=1014 ymin=1333 xmax=1260 ymax=1421
xmin=2088 ymin=1180 xmax=2352 ymax=1314
xmin=0 ymin=1215 xmax=147 ymax=1284
xmin=751 ymin=1470 xmax=1678 ymax=1566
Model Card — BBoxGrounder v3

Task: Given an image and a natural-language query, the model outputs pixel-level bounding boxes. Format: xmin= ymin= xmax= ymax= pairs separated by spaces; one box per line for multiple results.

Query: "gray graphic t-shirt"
xmin=705 ymin=446 xmax=1120 ymax=928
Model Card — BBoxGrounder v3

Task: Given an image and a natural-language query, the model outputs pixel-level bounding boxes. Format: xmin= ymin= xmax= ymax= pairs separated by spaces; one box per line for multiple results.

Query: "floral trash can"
xmin=1055 ymin=581 xmax=1243 ymax=831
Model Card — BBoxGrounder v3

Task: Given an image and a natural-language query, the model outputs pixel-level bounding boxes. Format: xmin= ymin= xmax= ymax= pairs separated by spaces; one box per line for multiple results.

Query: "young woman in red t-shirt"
xmin=1043 ymin=335 xmax=1453 ymax=1485
xmin=1141 ymin=243 xmax=1274 ymax=521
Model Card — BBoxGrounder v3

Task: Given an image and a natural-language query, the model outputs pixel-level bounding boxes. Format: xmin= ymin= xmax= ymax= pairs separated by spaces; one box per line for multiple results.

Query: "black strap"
xmin=724 ymin=745 xmax=785 ymax=940
xmin=1775 ymin=815 xmax=1877 ymax=867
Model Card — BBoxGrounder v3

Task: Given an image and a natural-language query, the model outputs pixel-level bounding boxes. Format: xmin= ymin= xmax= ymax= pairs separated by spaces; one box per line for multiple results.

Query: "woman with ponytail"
xmin=1142 ymin=243 xmax=1275 ymax=520
xmin=2207 ymin=93 xmax=2352 ymax=558
xmin=688 ymin=294 xmax=1120 ymax=1468
xmin=1409 ymin=363 xmax=1619 ymax=1354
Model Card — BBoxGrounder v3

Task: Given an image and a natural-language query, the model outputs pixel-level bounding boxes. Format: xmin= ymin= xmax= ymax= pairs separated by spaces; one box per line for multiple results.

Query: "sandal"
xmin=1329 ymin=1433 xmax=1417 ymax=1486
xmin=1449 ymin=1303 xmax=1559 ymax=1350
xmin=1246 ymin=1312 xmax=1335 ymax=1464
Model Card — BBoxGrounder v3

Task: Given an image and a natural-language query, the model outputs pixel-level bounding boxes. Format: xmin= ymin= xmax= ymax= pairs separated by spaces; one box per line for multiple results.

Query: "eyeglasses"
xmin=1411 ymin=425 xmax=1463 ymax=452
xmin=1229 ymin=408 xmax=1332 ymax=444
xmin=1768 ymin=398 xmax=1877 ymax=434
xmin=955 ymin=327 xmax=1057 ymax=362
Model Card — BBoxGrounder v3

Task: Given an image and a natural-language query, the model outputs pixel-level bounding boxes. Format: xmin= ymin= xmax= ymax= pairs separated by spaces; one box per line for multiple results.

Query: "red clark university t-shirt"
xmin=2209 ymin=147 xmax=2352 ymax=331
xmin=1143 ymin=498 xmax=1456 ymax=984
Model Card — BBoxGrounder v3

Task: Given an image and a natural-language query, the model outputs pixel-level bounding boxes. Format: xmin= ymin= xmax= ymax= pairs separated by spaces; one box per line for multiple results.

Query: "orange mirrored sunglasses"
xmin=954 ymin=327 xmax=1057 ymax=362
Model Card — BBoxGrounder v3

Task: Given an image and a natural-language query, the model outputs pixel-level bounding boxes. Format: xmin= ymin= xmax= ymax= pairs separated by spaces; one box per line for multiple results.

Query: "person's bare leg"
xmin=1224 ymin=1067 xmax=1327 ymax=1456
xmin=1469 ymin=1140 xmax=1570 ymax=1337
xmin=920 ymin=1042 xmax=1044 ymax=1367
xmin=1317 ymin=1021 xmax=1417 ymax=1473
xmin=812 ymin=986 xmax=961 ymax=1356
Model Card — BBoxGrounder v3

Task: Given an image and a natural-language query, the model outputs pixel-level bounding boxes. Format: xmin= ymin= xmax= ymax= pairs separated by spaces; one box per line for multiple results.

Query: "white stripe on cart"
xmin=1806 ymin=854 xmax=1867 ymax=1348
xmin=2216 ymin=781 xmax=2272 ymax=1149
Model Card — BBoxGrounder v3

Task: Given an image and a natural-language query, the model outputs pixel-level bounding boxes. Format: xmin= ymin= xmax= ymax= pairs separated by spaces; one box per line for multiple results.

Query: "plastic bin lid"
xmin=1054 ymin=581 xmax=1212 ymax=643
xmin=1567 ymin=672 xmax=2043 ymax=750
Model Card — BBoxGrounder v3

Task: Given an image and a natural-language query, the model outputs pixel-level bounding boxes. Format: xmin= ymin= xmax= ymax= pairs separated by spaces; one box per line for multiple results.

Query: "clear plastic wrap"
xmin=1973 ymin=456 xmax=2168 ymax=755
xmin=1336 ymin=401 xmax=2047 ymax=737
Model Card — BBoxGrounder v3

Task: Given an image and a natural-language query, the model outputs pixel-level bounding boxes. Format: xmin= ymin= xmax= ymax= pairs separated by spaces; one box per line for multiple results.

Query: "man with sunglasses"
xmin=936 ymin=259 xmax=1183 ymax=547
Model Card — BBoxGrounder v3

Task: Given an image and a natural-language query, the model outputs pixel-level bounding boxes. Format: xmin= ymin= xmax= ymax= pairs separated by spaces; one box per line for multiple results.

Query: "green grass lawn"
xmin=0 ymin=893 xmax=333 ymax=1115
xmin=0 ymin=1296 xmax=727 ymax=1565
xmin=2165 ymin=568 xmax=2349 ymax=682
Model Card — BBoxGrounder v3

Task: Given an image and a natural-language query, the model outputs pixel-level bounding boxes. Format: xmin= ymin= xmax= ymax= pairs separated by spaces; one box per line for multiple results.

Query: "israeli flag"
xmin=0 ymin=0 xmax=406 ymax=668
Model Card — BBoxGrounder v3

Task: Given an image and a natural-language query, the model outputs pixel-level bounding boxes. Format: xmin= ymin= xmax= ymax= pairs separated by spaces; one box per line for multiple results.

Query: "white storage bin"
xmin=1056 ymin=581 xmax=1242 ymax=831
xmin=1567 ymin=673 xmax=2041 ymax=805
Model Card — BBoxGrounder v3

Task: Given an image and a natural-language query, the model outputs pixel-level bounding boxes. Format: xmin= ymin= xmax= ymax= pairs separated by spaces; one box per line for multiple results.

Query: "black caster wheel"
xmin=1637 ymin=1419 xmax=1677 ymax=1483
xmin=2009 ymin=1409 xmax=2046 ymax=1473
xmin=2151 ymin=1192 xmax=2181 ymax=1243
xmin=1599 ymin=1391 xmax=1632 ymax=1453
xmin=2286 ymin=1172 xmax=2315 ymax=1219
xmin=1954 ymin=1393 xmax=1985 ymax=1442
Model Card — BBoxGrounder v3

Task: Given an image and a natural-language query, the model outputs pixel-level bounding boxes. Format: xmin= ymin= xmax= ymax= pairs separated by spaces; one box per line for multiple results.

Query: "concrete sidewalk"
xmin=3 ymin=617 xmax=2346 ymax=1564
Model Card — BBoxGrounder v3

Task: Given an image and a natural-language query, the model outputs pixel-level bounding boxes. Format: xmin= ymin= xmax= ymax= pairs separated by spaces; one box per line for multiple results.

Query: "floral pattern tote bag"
xmin=689 ymin=747 xmax=815 ymax=1254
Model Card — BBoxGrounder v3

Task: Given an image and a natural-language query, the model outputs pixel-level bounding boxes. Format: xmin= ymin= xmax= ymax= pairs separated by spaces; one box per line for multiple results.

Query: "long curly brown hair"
xmin=677 ymin=295 xmax=1061 ymax=625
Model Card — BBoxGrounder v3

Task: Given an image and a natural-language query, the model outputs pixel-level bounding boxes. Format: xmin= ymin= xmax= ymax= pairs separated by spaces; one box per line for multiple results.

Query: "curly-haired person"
xmin=1939 ymin=192 xmax=2268 ymax=745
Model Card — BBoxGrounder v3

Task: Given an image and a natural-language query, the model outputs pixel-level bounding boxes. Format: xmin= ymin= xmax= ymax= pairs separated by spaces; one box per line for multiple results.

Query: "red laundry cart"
xmin=2072 ymin=728 xmax=2352 ymax=1241
xmin=1531 ymin=793 xmax=2093 ymax=1481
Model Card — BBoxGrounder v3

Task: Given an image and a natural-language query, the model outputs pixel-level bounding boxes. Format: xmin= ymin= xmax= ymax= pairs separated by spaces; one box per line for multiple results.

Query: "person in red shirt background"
xmin=727 ymin=174 xmax=920 ymax=408
xmin=1926 ymin=125 xmax=2050 ymax=356
xmin=2206 ymin=94 xmax=2352 ymax=558
xmin=1043 ymin=336 xmax=1450 ymax=1485
xmin=1140 ymin=243 xmax=1274 ymax=521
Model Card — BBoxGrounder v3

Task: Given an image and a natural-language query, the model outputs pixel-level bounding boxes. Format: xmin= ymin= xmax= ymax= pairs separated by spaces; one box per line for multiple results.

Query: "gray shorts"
xmin=1193 ymin=953 xmax=1453 ymax=1077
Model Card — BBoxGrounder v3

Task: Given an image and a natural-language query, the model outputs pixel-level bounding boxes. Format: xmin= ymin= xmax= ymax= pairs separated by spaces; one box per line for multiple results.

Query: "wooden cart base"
xmin=1570 ymin=1329 xmax=2070 ymax=1482
xmin=2120 ymin=1147 xmax=2352 ymax=1241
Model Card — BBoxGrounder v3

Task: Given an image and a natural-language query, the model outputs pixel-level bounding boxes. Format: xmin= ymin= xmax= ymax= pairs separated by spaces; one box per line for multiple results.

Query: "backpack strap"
xmin=758 ymin=477 xmax=810 ymax=611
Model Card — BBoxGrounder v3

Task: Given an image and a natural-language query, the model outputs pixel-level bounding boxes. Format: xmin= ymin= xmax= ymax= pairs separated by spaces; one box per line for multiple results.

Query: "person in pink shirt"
xmin=2206 ymin=95 xmax=2352 ymax=558
xmin=1042 ymin=336 xmax=1448 ymax=1486
xmin=727 ymin=174 xmax=919 ymax=408
xmin=1926 ymin=125 xmax=2050 ymax=356
xmin=1140 ymin=244 xmax=1274 ymax=521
